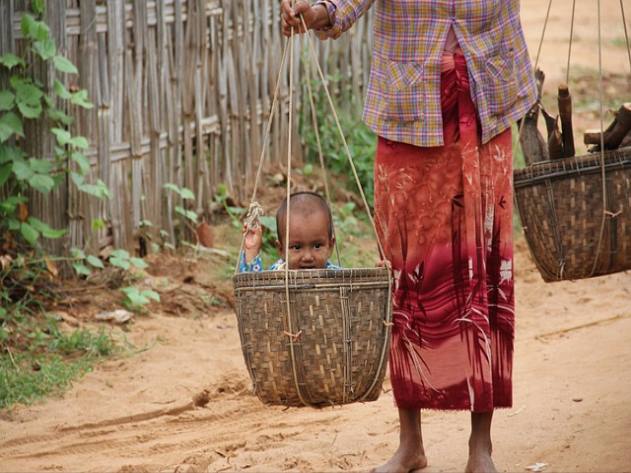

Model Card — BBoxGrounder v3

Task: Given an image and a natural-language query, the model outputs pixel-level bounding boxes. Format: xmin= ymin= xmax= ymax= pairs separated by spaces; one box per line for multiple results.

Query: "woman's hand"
xmin=243 ymin=223 xmax=263 ymax=263
xmin=281 ymin=0 xmax=331 ymax=37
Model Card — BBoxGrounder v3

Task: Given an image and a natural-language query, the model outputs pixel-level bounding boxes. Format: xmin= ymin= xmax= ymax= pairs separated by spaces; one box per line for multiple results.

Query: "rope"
xmin=304 ymin=54 xmax=342 ymax=267
xmin=565 ymin=0 xmax=576 ymax=85
xmin=300 ymin=15 xmax=386 ymax=260
xmin=517 ymin=0 xmax=553 ymax=143
xmin=283 ymin=15 xmax=313 ymax=408
xmin=234 ymin=39 xmax=290 ymax=274
xmin=620 ymin=0 xmax=631 ymax=75
xmin=590 ymin=0 xmax=609 ymax=276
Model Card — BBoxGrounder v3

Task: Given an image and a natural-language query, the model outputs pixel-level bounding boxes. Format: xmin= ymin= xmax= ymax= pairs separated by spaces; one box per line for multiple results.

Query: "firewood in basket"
xmin=584 ymin=103 xmax=631 ymax=150
xmin=541 ymin=106 xmax=564 ymax=159
xmin=558 ymin=83 xmax=575 ymax=157
xmin=518 ymin=69 xmax=549 ymax=165
xmin=620 ymin=129 xmax=631 ymax=148
xmin=518 ymin=109 xmax=549 ymax=165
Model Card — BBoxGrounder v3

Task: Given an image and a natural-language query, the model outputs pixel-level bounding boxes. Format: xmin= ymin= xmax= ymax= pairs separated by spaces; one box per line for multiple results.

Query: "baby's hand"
xmin=243 ymin=223 xmax=263 ymax=262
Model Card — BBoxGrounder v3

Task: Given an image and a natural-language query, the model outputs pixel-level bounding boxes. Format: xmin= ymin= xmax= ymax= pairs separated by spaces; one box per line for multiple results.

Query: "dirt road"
xmin=1 ymin=240 xmax=630 ymax=473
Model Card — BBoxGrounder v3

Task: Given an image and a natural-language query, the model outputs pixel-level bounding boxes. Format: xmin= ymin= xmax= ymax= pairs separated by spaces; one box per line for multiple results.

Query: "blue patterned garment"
xmin=238 ymin=252 xmax=341 ymax=272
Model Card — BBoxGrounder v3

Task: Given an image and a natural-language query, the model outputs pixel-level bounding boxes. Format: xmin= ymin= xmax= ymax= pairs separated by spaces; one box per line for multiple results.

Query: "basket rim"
xmin=514 ymin=146 xmax=631 ymax=188
xmin=233 ymin=267 xmax=391 ymax=289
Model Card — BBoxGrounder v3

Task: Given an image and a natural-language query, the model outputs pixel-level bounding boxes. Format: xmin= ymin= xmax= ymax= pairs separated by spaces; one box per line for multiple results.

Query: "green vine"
xmin=0 ymin=8 xmax=109 ymax=252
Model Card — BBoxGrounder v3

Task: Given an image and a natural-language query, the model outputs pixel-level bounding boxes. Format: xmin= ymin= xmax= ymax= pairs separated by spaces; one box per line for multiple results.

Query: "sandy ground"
xmin=2 ymin=2 xmax=631 ymax=473
xmin=1 ymin=239 xmax=630 ymax=473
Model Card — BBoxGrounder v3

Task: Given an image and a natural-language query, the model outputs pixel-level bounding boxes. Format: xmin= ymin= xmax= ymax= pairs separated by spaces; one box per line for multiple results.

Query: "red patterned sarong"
xmin=374 ymin=51 xmax=515 ymax=412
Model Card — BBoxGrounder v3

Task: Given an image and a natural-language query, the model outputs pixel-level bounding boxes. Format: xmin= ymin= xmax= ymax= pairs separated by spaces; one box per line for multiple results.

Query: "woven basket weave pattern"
xmin=514 ymin=148 xmax=631 ymax=281
xmin=234 ymin=269 xmax=392 ymax=407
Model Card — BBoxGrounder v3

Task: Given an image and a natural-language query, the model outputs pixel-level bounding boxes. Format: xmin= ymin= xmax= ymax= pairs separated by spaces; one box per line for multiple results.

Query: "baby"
xmin=239 ymin=192 xmax=340 ymax=271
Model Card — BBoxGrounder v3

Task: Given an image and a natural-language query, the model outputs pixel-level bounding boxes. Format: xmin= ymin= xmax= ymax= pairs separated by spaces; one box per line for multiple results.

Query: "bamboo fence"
xmin=0 ymin=0 xmax=373 ymax=254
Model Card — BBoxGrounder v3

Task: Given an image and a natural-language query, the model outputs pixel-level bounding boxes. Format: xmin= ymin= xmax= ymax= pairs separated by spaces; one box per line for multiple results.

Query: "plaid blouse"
xmin=315 ymin=0 xmax=538 ymax=147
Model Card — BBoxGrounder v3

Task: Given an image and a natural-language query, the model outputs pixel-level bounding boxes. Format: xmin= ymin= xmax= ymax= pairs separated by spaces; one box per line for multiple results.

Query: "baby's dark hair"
xmin=275 ymin=192 xmax=334 ymax=243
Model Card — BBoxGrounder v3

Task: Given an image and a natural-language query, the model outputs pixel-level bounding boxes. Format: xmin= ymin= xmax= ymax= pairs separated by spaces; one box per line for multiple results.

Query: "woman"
xmin=281 ymin=1 xmax=537 ymax=472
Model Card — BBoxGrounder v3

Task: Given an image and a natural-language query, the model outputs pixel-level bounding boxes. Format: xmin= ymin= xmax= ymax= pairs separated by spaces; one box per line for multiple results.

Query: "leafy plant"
xmin=121 ymin=286 xmax=160 ymax=312
xmin=299 ymin=73 xmax=377 ymax=206
xmin=0 ymin=11 xmax=109 ymax=250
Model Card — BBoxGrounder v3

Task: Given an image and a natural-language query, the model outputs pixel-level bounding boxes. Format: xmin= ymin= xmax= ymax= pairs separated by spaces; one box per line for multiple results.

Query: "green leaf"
xmin=20 ymin=221 xmax=39 ymax=245
xmin=8 ymin=218 xmax=20 ymax=230
xmin=0 ymin=112 xmax=24 ymax=142
xmin=51 ymin=127 xmax=72 ymax=146
xmin=70 ymin=247 xmax=86 ymax=259
xmin=28 ymin=173 xmax=55 ymax=193
xmin=143 ymin=290 xmax=160 ymax=302
xmin=303 ymin=163 xmax=314 ymax=176
xmin=73 ymin=262 xmax=92 ymax=276
xmin=21 ymin=15 xmax=50 ymax=42
xmin=0 ymin=307 xmax=6 ymax=318
xmin=11 ymin=76 xmax=44 ymax=105
xmin=70 ymin=171 xmax=84 ymax=187
xmin=91 ymin=218 xmax=106 ymax=231
xmin=175 ymin=206 xmax=198 ymax=223
xmin=0 ymin=195 xmax=27 ymax=214
xmin=0 ymin=144 xmax=23 ymax=164
xmin=12 ymin=159 xmax=33 ymax=180
xmin=17 ymin=100 xmax=42 ymax=119
xmin=47 ymin=106 xmax=74 ymax=126
xmin=32 ymin=0 xmax=46 ymax=15
xmin=53 ymin=55 xmax=78 ymax=74
xmin=111 ymin=249 xmax=130 ymax=260
xmin=122 ymin=287 xmax=149 ymax=306
xmin=69 ymin=135 xmax=89 ymax=149
xmin=0 ymin=53 xmax=24 ymax=70
xmin=29 ymin=158 xmax=52 ymax=174
xmin=163 ymin=183 xmax=180 ymax=196
xmin=53 ymin=80 xmax=72 ymax=100
xmin=0 ymin=90 xmax=15 ymax=111
xmin=86 ymin=255 xmax=104 ymax=269
xmin=130 ymin=257 xmax=148 ymax=269
xmin=70 ymin=90 xmax=93 ymax=109
xmin=71 ymin=151 xmax=91 ymax=174
xmin=78 ymin=180 xmax=110 ymax=200
xmin=109 ymin=257 xmax=130 ymax=270
xmin=28 ymin=217 xmax=66 ymax=238
xmin=259 ymin=215 xmax=277 ymax=234
xmin=33 ymin=38 xmax=56 ymax=60
xmin=0 ymin=163 xmax=11 ymax=187
xmin=179 ymin=187 xmax=195 ymax=200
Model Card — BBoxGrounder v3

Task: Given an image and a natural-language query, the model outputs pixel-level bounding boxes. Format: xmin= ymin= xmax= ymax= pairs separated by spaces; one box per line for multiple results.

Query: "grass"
xmin=1 ymin=312 xmax=115 ymax=410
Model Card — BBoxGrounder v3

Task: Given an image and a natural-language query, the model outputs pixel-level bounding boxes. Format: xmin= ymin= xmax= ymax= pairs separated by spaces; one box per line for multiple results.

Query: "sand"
xmin=2 ymin=2 xmax=631 ymax=472
xmin=1 ymin=239 xmax=630 ymax=473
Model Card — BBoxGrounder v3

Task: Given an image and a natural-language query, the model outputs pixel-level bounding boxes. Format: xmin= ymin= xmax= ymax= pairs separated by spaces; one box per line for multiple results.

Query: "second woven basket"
xmin=514 ymin=146 xmax=631 ymax=281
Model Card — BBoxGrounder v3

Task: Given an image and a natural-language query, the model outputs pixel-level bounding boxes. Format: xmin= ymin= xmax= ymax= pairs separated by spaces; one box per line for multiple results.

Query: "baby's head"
xmin=275 ymin=192 xmax=335 ymax=270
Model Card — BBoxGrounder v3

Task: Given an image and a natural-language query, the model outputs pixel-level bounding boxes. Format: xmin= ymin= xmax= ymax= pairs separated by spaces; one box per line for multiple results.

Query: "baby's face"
xmin=277 ymin=210 xmax=335 ymax=270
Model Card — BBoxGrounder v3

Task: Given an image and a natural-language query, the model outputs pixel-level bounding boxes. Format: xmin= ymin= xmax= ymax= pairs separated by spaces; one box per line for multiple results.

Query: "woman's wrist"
xmin=310 ymin=3 xmax=333 ymax=30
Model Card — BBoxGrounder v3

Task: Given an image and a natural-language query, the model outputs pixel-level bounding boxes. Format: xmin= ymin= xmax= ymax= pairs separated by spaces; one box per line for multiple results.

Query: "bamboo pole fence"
xmin=0 ymin=0 xmax=373 ymax=253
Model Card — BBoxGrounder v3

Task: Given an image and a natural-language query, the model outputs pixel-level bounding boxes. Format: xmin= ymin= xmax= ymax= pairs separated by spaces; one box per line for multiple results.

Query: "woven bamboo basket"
xmin=233 ymin=268 xmax=392 ymax=407
xmin=514 ymin=147 xmax=631 ymax=282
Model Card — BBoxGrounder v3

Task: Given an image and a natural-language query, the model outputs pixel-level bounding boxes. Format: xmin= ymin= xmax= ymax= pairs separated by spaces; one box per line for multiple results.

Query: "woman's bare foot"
xmin=371 ymin=444 xmax=428 ymax=473
xmin=372 ymin=408 xmax=427 ymax=473
xmin=465 ymin=442 xmax=497 ymax=473
xmin=465 ymin=411 xmax=498 ymax=473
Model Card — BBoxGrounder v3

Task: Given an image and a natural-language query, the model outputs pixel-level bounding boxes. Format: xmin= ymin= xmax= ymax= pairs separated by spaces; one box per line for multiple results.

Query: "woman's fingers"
xmin=281 ymin=0 xmax=312 ymax=36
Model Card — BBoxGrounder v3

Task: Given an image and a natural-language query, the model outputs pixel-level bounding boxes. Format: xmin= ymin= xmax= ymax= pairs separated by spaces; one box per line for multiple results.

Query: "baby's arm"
xmin=239 ymin=224 xmax=264 ymax=273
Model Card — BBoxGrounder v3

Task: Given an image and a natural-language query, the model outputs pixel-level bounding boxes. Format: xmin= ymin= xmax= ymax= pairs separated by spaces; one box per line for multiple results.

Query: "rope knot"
xmin=283 ymin=330 xmax=303 ymax=340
